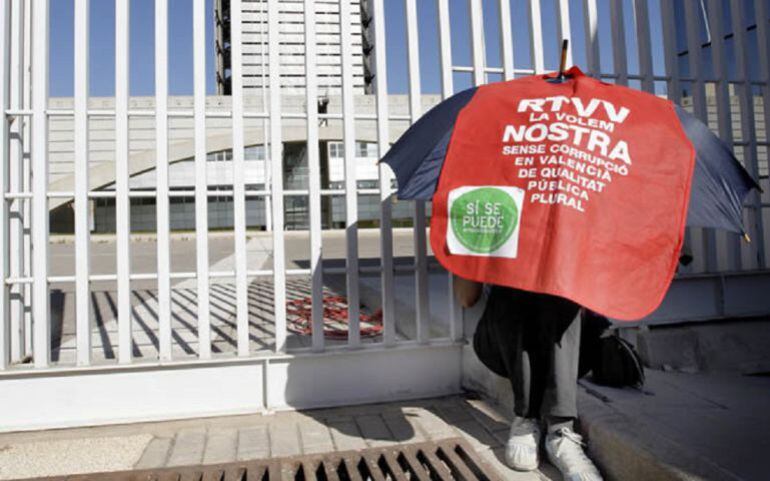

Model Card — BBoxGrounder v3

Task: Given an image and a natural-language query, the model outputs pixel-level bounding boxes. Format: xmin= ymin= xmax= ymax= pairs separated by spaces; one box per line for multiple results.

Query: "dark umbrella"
xmin=379 ymin=66 xmax=761 ymax=320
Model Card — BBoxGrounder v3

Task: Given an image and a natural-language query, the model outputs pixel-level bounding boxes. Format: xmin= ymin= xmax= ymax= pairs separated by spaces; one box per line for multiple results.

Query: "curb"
xmin=577 ymin=385 xmax=742 ymax=481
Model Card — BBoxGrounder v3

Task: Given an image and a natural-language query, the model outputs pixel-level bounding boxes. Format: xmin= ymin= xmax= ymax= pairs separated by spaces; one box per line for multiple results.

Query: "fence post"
xmin=340 ymin=0 xmax=360 ymax=348
xmin=231 ymin=0 xmax=250 ymax=356
xmin=583 ymin=0 xmax=600 ymax=77
xmin=498 ymin=0 xmax=514 ymax=80
xmin=193 ymin=0 xmax=211 ymax=359
xmin=469 ymin=0 xmax=485 ymax=85
xmin=609 ymin=0 xmax=628 ymax=85
xmin=528 ymin=0 xmax=544 ymax=74
xmin=756 ymin=0 xmax=770 ymax=270
xmin=706 ymin=0 xmax=739 ymax=272
xmin=155 ymin=0 xmax=172 ymax=361
xmin=683 ymin=0 xmax=716 ymax=273
xmin=372 ymin=0 xmax=396 ymax=347
xmin=729 ymin=0 xmax=765 ymax=269
xmin=304 ymin=0 xmax=324 ymax=353
xmin=115 ymin=0 xmax=132 ymax=363
xmin=268 ymin=0 xmax=286 ymax=354
xmin=633 ymin=0 xmax=654 ymax=93
xmin=404 ymin=0 xmax=429 ymax=344
xmin=0 ymin=0 xmax=10 ymax=370
xmin=8 ymin=0 xmax=27 ymax=364
xmin=438 ymin=0 xmax=463 ymax=342
xmin=31 ymin=0 xmax=49 ymax=369
xmin=73 ymin=0 xmax=91 ymax=366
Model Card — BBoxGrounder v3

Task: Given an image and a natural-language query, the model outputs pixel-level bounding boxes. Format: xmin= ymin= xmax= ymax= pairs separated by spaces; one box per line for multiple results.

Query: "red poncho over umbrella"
xmin=432 ymin=68 xmax=692 ymax=320
xmin=382 ymin=67 xmax=758 ymax=321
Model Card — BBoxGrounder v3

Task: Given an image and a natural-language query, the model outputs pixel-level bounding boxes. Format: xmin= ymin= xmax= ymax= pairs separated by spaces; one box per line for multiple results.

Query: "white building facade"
xmin=215 ymin=0 xmax=371 ymax=95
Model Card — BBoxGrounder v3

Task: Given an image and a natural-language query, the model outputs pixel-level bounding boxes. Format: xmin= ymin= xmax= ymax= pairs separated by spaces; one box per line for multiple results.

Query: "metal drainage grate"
xmin=39 ymin=437 xmax=504 ymax=481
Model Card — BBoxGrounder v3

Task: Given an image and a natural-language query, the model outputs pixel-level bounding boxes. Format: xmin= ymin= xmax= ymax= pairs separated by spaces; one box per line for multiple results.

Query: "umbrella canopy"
xmin=381 ymin=66 xmax=759 ymax=320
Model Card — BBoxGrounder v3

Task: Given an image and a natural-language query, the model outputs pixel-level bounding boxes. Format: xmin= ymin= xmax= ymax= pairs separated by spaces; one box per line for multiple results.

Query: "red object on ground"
xmin=430 ymin=67 xmax=695 ymax=320
xmin=287 ymin=295 xmax=383 ymax=339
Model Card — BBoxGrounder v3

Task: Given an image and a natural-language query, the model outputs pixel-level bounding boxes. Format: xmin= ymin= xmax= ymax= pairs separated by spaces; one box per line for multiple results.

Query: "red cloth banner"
xmin=430 ymin=68 xmax=695 ymax=320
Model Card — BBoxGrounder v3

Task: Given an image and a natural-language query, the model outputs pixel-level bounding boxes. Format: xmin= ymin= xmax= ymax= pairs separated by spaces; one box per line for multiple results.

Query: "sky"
xmin=48 ymin=0 xmax=669 ymax=98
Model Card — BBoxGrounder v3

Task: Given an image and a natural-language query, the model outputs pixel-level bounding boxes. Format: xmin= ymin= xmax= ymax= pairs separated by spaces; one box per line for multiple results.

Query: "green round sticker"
xmin=450 ymin=187 xmax=518 ymax=253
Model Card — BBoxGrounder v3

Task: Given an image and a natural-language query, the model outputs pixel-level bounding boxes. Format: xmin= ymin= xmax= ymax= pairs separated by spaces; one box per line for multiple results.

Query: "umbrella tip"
xmin=558 ymin=39 xmax=569 ymax=77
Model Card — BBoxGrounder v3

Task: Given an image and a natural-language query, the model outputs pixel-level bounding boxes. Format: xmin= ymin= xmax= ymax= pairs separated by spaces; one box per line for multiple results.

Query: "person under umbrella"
xmin=381 ymin=56 xmax=759 ymax=479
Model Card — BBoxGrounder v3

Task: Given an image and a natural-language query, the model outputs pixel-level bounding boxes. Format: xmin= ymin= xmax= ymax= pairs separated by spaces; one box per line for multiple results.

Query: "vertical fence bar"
xmin=498 ymin=0 xmax=514 ymax=80
xmin=660 ymin=0 xmax=696 ymax=275
xmin=155 ymin=0 xmax=171 ymax=361
xmin=304 ymin=0 xmax=324 ymax=352
xmin=683 ymin=0 xmax=709 ymax=124
xmin=706 ymin=0 xmax=738 ymax=272
xmin=757 ymin=0 xmax=770 ymax=269
xmin=193 ymin=0 xmax=211 ymax=359
xmin=437 ymin=0 xmax=454 ymax=93
xmin=683 ymin=0 xmax=715 ymax=273
xmin=22 ymin=0 xmax=32 ymax=358
xmin=115 ymin=0 xmax=132 ymax=363
xmin=609 ymin=0 xmax=628 ymax=85
xmin=373 ymin=0 xmax=396 ymax=346
xmin=730 ymin=0 xmax=764 ymax=269
xmin=74 ymin=0 xmax=90 ymax=365
xmin=437 ymin=0 xmax=462 ymax=342
xmin=633 ymin=0 xmax=654 ymax=92
xmin=340 ymin=0 xmax=360 ymax=348
xmin=8 ymin=0 xmax=25 ymax=362
xmin=262 ymin=0 xmax=272 ymax=233
xmin=232 ymin=0 xmax=249 ymax=356
xmin=268 ymin=0 xmax=286 ymax=353
xmin=660 ymin=7 xmax=681 ymax=109
xmin=556 ymin=0 xmax=572 ymax=67
xmin=469 ymin=0 xmax=486 ymax=85
xmin=583 ymin=0 xmax=600 ymax=77
xmin=0 ymin=0 xmax=10 ymax=370
xmin=528 ymin=0 xmax=544 ymax=74
xmin=31 ymin=0 xmax=49 ymax=368
xmin=404 ymin=0 xmax=429 ymax=343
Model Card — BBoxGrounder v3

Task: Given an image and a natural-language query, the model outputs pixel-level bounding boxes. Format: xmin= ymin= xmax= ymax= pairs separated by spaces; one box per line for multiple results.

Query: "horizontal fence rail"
xmin=0 ymin=0 xmax=769 ymax=378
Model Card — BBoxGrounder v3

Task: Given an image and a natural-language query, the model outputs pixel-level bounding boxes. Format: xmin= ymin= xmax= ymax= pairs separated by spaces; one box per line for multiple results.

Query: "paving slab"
xmin=578 ymin=369 xmax=770 ymax=481
xmin=268 ymin=420 xmax=302 ymax=457
xmin=326 ymin=418 xmax=368 ymax=451
xmin=133 ymin=437 xmax=172 ymax=470
xmin=236 ymin=426 xmax=270 ymax=461
xmin=354 ymin=414 xmax=395 ymax=448
xmin=297 ymin=418 xmax=335 ymax=454
xmin=166 ymin=428 xmax=206 ymax=467
xmin=202 ymin=428 xmax=237 ymax=464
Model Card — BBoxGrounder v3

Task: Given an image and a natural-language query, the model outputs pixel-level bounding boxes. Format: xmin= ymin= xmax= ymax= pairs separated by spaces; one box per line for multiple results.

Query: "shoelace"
xmin=553 ymin=429 xmax=594 ymax=468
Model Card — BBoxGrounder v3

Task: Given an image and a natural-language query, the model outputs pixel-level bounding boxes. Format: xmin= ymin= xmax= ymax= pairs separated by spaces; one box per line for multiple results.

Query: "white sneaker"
xmin=545 ymin=427 xmax=603 ymax=481
xmin=504 ymin=416 xmax=541 ymax=471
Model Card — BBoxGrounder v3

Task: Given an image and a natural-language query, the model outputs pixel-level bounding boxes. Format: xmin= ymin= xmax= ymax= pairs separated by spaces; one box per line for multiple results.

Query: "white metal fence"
xmin=0 ymin=0 xmax=769 ymax=417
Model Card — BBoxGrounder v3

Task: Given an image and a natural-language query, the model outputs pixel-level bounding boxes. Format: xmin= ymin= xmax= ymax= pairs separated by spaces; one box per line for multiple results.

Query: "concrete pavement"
xmin=0 ymin=394 xmax=559 ymax=481
xmin=577 ymin=369 xmax=770 ymax=481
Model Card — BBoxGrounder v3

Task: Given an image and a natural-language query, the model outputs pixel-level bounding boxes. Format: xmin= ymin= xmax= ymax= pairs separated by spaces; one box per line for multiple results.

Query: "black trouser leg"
xmin=472 ymin=289 xmax=582 ymax=425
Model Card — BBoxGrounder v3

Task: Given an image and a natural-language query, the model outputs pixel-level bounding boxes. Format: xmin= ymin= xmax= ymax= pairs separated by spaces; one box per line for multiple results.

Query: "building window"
xmin=245 ymin=145 xmax=265 ymax=161
xmin=356 ymin=141 xmax=377 ymax=158
xmin=329 ymin=142 xmax=343 ymax=158
xmin=206 ymin=150 xmax=233 ymax=162
xmin=329 ymin=142 xmax=377 ymax=158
